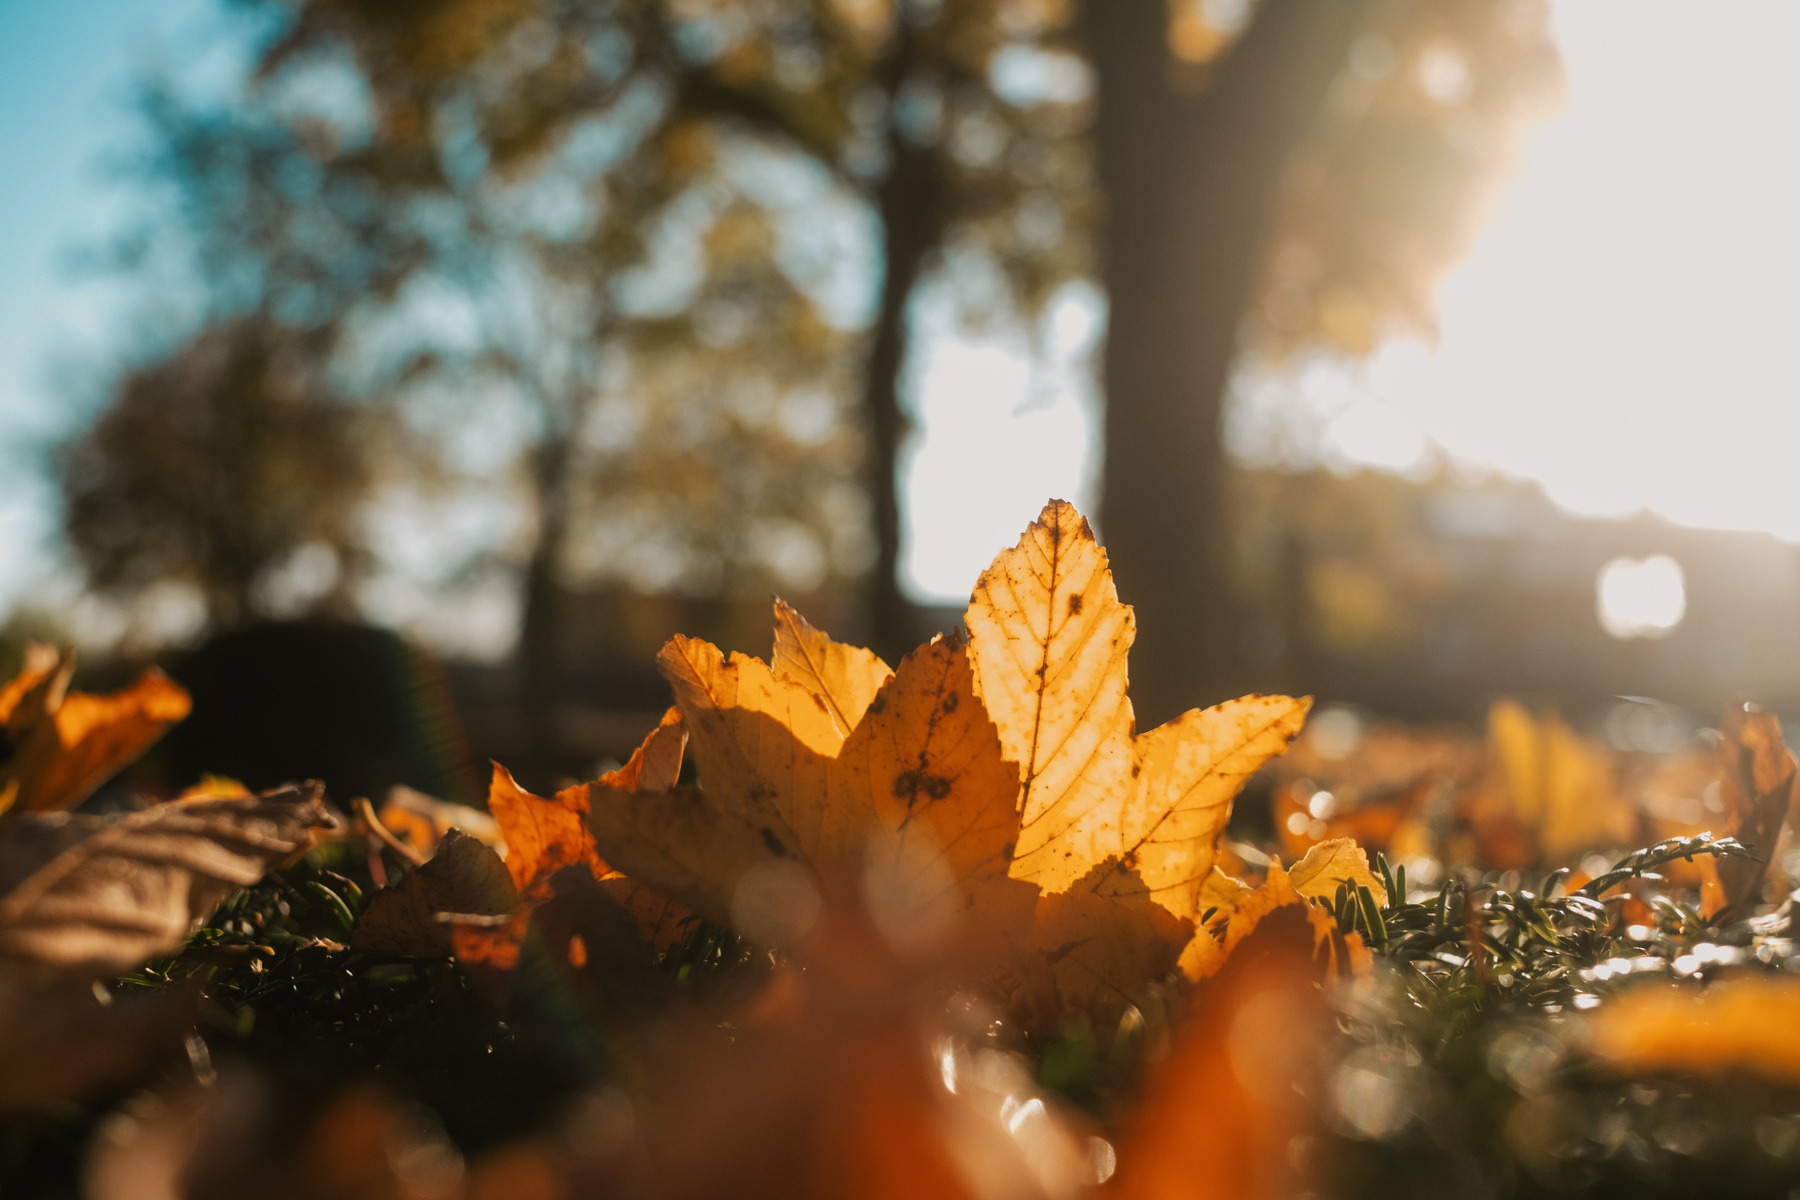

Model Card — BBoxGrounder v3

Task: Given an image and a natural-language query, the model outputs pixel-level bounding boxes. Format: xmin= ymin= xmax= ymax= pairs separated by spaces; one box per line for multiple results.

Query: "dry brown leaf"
xmin=482 ymin=713 xmax=696 ymax=953
xmin=965 ymin=501 xmax=1308 ymax=917
xmin=1285 ymin=837 xmax=1387 ymax=906
xmin=0 ymin=782 xmax=333 ymax=975
xmin=771 ymin=599 xmax=893 ymax=738
xmin=352 ymin=828 xmax=521 ymax=957
xmin=0 ymin=646 xmax=192 ymax=814
xmin=1699 ymin=704 xmax=1797 ymax=916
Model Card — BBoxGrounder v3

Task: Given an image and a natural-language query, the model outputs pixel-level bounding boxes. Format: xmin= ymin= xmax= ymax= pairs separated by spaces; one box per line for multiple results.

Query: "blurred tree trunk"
xmin=1085 ymin=0 xmax=1374 ymax=725
xmin=864 ymin=30 xmax=950 ymax=662
xmin=519 ymin=427 xmax=574 ymax=775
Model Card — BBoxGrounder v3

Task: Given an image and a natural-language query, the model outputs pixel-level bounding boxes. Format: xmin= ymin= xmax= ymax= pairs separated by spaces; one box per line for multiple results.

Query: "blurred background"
xmin=2 ymin=0 xmax=1797 ymax=805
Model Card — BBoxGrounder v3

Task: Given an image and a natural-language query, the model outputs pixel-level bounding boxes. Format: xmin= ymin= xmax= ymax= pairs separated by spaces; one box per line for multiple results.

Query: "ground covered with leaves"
xmin=7 ymin=502 xmax=1800 ymax=1199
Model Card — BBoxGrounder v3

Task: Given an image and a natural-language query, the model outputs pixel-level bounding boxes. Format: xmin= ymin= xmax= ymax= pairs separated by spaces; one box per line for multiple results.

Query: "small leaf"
xmin=0 ymin=646 xmax=191 ymax=814
xmin=352 ymin=829 xmax=521 ymax=958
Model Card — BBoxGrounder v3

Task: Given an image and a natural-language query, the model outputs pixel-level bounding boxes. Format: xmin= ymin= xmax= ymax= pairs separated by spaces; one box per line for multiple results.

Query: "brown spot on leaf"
xmin=1067 ymin=593 xmax=1083 ymax=615
xmin=759 ymin=827 xmax=787 ymax=857
xmin=892 ymin=770 xmax=953 ymax=804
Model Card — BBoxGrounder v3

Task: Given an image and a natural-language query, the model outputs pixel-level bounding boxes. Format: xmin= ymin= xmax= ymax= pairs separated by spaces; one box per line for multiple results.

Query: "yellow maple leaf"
xmin=578 ymin=505 xmax=1318 ymax=1027
xmin=0 ymin=645 xmax=191 ymax=814
xmin=965 ymin=500 xmax=1310 ymax=918
xmin=770 ymin=599 xmax=893 ymax=738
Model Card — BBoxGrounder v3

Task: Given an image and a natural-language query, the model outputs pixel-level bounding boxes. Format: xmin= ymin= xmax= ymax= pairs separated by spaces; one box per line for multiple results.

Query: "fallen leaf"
xmin=378 ymin=783 xmax=503 ymax=859
xmin=0 ymin=781 xmax=334 ymax=975
xmin=488 ymin=762 xmax=610 ymax=905
xmin=771 ymin=599 xmax=893 ymax=738
xmin=1108 ymin=904 xmax=1329 ymax=1200
xmin=965 ymin=501 xmax=1309 ymax=918
xmin=0 ymin=646 xmax=192 ymax=814
xmin=1285 ymin=837 xmax=1388 ymax=906
xmin=1183 ymin=861 xmax=1368 ymax=985
xmin=352 ymin=828 xmax=521 ymax=958
xmin=1699 ymin=704 xmax=1797 ymax=916
xmin=1584 ymin=974 xmax=1800 ymax=1084
xmin=581 ymin=503 xmax=1311 ymax=1027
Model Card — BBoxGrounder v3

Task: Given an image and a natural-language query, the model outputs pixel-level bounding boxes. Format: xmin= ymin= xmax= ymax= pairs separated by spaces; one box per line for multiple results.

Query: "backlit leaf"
xmin=0 ymin=646 xmax=191 ymax=814
xmin=966 ymin=501 xmax=1307 ymax=917
xmin=771 ymin=598 xmax=893 ymax=738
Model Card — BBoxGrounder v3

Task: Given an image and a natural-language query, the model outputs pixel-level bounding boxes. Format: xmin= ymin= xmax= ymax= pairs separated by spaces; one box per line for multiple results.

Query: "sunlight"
xmin=1596 ymin=555 xmax=1687 ymax=640
xmin=1237 ymin=0 xmax=1800 ymax=535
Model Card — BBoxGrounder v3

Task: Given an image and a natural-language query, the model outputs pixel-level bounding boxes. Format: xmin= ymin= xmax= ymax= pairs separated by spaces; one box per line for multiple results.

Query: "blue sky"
xmin=0 ymin=0 xmax=239 ymax=598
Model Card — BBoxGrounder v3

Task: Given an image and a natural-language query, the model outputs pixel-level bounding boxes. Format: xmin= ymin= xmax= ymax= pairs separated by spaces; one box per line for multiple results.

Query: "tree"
xmin=257 ymin=0 xmax=1094 ymax=657
xmin=60 ymin=318 xmax=369 ymax=631
xmin=1084 ymin=0 xmax=1559 ymax=723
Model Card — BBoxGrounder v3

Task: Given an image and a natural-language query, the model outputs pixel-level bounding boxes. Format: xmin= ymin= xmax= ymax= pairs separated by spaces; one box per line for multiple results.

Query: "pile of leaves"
xmin=7 ymin=502 xmax=1800 ymax=1198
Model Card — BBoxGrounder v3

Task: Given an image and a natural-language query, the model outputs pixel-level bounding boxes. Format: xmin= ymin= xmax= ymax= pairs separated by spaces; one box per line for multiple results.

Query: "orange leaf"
xmin=1109 ymin=904 xmax=1329 ymax=1200
xmin=0 ymin=647 xmax=191 ymax=813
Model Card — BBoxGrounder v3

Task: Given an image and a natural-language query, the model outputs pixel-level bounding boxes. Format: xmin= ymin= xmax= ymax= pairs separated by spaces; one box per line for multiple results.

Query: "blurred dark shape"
xmin=1231 ymin=467 xmax=1800 ymax=722
xmin=1087 ymin=0 xmax=1560 ymax=723
xmin=60 ymin=316 xmax=368 ymax=630
xmin=165 ymin=621 xmax=479 ymax=805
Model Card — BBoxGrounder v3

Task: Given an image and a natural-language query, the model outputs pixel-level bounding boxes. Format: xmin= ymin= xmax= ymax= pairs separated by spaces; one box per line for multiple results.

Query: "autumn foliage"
xmin=11 ymin=500 xmax=1800 ymax=1197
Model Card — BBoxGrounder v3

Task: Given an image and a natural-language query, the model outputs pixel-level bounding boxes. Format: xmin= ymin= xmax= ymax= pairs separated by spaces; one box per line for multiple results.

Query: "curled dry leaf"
xmin=487 ymin=713 xmax=696 ymax=952
xmin=0 ymin=644 xmax=192 ymax=814
xmin=0 ymin=781 xmax=329 ymax=1112
xmin=1699 ymin=704 xmax=1797 ymax=916
xmin=0 ymin=781 xmax=334 ymax=976
xmin=362 ymin=711 xmax=696 ymax=973
xmin=352 ymin=828 xmax=521 ymax=957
